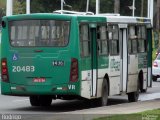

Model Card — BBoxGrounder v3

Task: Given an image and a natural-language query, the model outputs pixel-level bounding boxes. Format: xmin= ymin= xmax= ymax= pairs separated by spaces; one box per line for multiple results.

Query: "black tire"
xmin=29 ymin=96 xmax=40 ymax=106
xmin=128 ymin=91 xmax=139 ymax=102
xmin=99 ymin=79 xmax=108 ymax=106
xmin=141 ymin=88 xmax=147 ymax=93
xmin=139 ymin=71 xmax=147 ymax=93
xmin=39 ymin=96 xmax=52 ymax=107
xmin=153 ymin=76 xmax=157 ymax=81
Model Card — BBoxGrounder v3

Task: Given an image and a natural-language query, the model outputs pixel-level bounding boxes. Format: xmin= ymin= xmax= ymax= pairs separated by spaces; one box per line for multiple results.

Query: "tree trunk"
xmin=114 ymin=0 xmax=120 ymax=13
xmin=157 ymin=0 xmax=160 ymax=31
xmin=141 ymin=0 xmax=144 ymax=17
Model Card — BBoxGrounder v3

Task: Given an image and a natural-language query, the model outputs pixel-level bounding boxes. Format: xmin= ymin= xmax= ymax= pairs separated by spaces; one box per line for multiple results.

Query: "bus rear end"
xmin=1 ymin=14 xmax=80 ymax=105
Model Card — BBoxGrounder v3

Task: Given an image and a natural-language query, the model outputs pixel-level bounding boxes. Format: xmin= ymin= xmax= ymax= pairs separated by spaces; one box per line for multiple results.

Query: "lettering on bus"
xmin=52 ymin=60 xmax=65 ymax=66
xmin=12 ymin=66 xmax=35 ymax=72
xmin=110 ymin=59 xmax=120 ymax=71
xmin=68 ymin=85 xmax=75 ymax=90
xmin=138 ymin=54 xmax=147 ymax=69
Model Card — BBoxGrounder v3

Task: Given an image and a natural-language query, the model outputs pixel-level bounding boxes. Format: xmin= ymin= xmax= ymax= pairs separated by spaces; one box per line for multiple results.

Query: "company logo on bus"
xmin=33 ymin=78 xmax=46 ymax=83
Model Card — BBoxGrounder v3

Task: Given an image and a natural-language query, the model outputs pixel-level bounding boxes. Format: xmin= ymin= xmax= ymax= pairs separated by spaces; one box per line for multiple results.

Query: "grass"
xmin=94 ymin=114 xmax=141 ymax=120
xmin=94 ymin=109 xmax=160 ymax=120
xmin=141 ymin=109 xmax=160 ymax=114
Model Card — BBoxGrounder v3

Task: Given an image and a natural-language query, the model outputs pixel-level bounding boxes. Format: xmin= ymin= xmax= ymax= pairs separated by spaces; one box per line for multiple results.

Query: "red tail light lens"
xmin=1 ymin=58 xmax=9 ymax=82
xmin=2 ymin=68 xmax=7 ymax=74
xmin=70 ymin=58 xmax=78 ymax=82
xmin=153 ymin=62 xmax=158 ymax=67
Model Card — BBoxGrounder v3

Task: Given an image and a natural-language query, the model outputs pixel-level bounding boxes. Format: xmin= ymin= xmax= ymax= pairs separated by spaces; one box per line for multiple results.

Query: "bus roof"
xmin=96 ymin=15 xmax=151 ymax=24
xmin=3 ymin=13 xmax=151 ymax=25
xmin=3 ymin=13 xmax=107 ymax=23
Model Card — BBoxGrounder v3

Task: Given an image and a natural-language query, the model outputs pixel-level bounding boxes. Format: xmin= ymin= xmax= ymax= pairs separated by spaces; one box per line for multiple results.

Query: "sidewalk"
xmin=65 ymin=99 xmax=160 ymax=114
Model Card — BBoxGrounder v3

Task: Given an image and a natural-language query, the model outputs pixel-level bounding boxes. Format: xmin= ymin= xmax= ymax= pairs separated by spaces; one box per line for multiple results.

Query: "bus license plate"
xmin=33 ymin=78 xmax=46 ymax=83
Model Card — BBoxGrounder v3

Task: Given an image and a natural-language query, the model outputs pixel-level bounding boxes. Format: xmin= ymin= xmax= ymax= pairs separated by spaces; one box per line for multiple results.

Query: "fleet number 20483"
xmin=12 ymin=66 xmax=35 ymax=72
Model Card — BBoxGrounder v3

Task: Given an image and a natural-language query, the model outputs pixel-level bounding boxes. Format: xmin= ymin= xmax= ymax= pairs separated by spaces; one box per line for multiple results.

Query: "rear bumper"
xmin=152 ymin=67 xmax=160 ymax=76
xmin=1 ymin=82 xmax=80 ymax=96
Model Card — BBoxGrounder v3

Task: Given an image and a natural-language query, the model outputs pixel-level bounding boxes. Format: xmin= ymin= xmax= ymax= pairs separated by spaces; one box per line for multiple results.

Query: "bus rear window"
xmin=9 ymin=20 xmax=70 ymax=47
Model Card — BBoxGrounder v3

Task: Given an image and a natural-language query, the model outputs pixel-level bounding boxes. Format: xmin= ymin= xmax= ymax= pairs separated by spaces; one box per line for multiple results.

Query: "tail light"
xmin=153 ymin=61 xmax=158 ymax=67
xmin=1 ymin=58 xmax=9 ymax=82
xmin=70 ymin=58 xmax=78 ymax=82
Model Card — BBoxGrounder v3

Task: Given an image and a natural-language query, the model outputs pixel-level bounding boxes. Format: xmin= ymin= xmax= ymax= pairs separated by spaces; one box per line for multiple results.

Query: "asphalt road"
xmin=0 ymin=81 xmax=160 ymax=120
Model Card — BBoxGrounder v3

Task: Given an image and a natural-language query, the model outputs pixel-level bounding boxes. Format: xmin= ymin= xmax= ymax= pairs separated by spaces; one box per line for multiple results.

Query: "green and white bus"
xmin=1 ymin=12 xmax=152 ymax=106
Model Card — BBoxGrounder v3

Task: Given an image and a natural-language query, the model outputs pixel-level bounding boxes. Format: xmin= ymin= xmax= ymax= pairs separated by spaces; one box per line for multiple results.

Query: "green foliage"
xmin=100 ymin=0 xmax=114 ymax=13
xmin=29 ymin=0 xmax=148 ymax=16
xmin=152 ymin=48 xmax=157 ymax=61
xmin=0 ymin=0 xmax=6 ymax=23
xmin=30 ymin=0 xmax=91 ymax=13
xmin=94 ymin=114 xmax=141 ymax=120
xmin=120 ymin=0 xmax=147 ymax=17
xmin=152 ymin=31 xmax=160 ymax=61
xmin=0 ymin=0 xmax=148 ymax=17
xmin=30 ymin=0 xmax=115 ymax=14
xmin=13 ymin=0 xmax=26 ymax=14
xmin=31 ymin=0 xmax=56 ymax=13
xmin=141 ymin=109 xmax=160 ymax=114
xmin=0 ymin=0 xmax=5 ymax=8
xmin=94 ymin=109 xmax=160 ymax=120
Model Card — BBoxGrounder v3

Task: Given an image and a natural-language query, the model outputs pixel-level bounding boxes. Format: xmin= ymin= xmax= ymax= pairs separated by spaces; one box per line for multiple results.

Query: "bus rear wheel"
xmin=39 ymin=96 xmax=52 ymax=106
xmin=99 ymin=79 xmax=108 ymax=106
xmin=128 ymin=91 xmax=139 ymax=102
xmin=152 ymin=76 xmax=157 ymax=81
xmin=29 ymin=96 xmax=40 ymax=106
xmin=29 ymin=95 xmax=52 ymax=107
xmin=139 ymin=72 xmax=147 ymax=93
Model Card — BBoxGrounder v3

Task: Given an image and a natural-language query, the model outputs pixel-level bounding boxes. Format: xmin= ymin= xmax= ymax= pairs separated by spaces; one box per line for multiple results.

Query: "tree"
xmin=0 ymin=0 xmax=149 ymax=18
xmin=156 ymin=0 xmax=160 ymax=31
xmin=13 ymin=0 xmax=26 ymax=14
xmin=0 ymin=0 xmax=5 ymax=24
xmin=30 ymin=0 xmax=92 ymax=13
xmin=120 ymin=0 xmax=132 ymax=16
xmin=141 ymin=0 xmax=144 ymax=17
xmin=99 ymin=0 xmax=114 ymax=13
xmin=114 ymin=0 xmax=120 ymax=13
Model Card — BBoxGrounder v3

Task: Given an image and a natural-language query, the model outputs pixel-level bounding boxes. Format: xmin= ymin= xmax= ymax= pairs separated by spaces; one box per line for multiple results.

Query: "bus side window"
xmin=137 ymin=26 xmax=146 ymax=53
xmin=108 ymin=25 xmax=119 ymax=55
xmin=132 ymin=40 xmax=138 ymax=53
xmin=128 ymin=26 xmax=137 ymax=54
xmin=80 ymin=24 xmax=90 ymax=57
xmin=128 ymin=40 xmax=132 ymax=54
xmin=97 ymin=26 xmax=108 ymax=55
